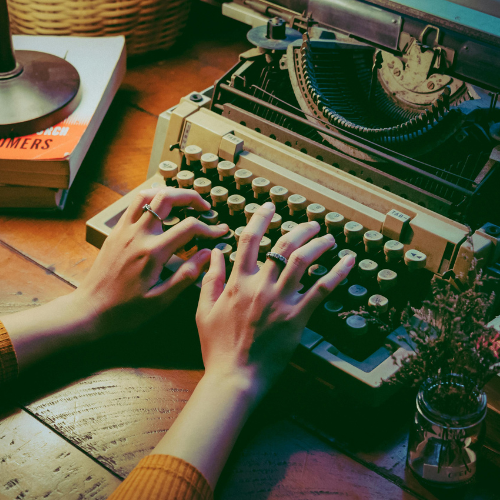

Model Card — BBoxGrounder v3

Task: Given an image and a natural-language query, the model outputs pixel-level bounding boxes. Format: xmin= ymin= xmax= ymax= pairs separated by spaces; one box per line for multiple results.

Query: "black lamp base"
xmin=0 ymin=50 xmax=81 ymax=138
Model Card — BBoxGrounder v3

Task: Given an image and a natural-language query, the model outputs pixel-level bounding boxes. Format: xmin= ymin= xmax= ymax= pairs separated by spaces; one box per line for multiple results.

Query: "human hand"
xmin=75 ymin=187 xmax=229 ymax=337
xmin=196 ymin=202 xmax=356 ymax=401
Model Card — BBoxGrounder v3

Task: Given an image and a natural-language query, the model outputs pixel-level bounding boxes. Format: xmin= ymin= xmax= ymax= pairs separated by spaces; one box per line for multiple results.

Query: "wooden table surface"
xmin=0 ymin=4 xmax=498 ymax=499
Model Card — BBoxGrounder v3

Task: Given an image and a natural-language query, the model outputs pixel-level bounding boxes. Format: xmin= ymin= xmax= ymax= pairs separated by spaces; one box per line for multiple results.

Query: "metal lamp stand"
xmin=0 ymin=0 xmax=81 ymax=138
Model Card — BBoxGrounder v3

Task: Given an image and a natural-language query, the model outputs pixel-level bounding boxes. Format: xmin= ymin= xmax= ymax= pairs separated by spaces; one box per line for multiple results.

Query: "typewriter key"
xmin=244 ymin=203 xmax=260 ymax=223
xmin=159 ymin=161 xmax=178 ymax=187
xmin=234 ymin=226 xmax=245 ymax=244
xmin=358 ymin=259 xmax=379 ymax=279
xmin=252 ymin=177 xmax=271 ymax=201
xmin=281 ymin=220 xmax=298 ymax=235
xmin=346 ymin=315 xmax=369 ymax=336
xmin=227 ymin=194 xmax=246 ymax=215
xmin=267 ymin=213 xmax=282 ymax=242
xmin=176 ymin=170 xmax=195 ymax=189
xmin=404 ymin=249 xmax=427 ymax=271
xmin=201 ymin=153 xmax=219 ymax=176
xmin=384 ymin=240 xmax=404 ymax=262
xmin=229 ymin=251 xmax=238 ymax=266
xmin=235 ymin=169 xmax=253 ymax=196
xmin=344 ymin=221 xmax=364 ymax=244
xmin=211 ymin=186 xmax=229 ymax=204
xmin=199 ymin=209 xmax=219 ymax=226
xmin=307 ymin=203 xmax=326 ymax=223
xmin=270 ymin=186 xmax=289 ymax=213
xmin=363 ymin=230 xmax=384 ymax=253
xmin=324 ymin=300 xmax=344 ymax=316
xmin=215 ymin=242 xmax=233 ymax=261
xmin=338 ymin=248 xmax=357 ymax=263
xmin=305 ymin=264 xmax=328 ymax=290
xmin=377 ymin=269 xmax=398 ymax=292
xmin=325 ymin=212 xmax=345 ymax=234
xmin=220 ymin=229 xmax=235 ymax=246
xmin=348 ymin=284 xmax=368 ymax=304
xmin=193 ymin=177 xmax=212 ymax=201
xmin=259 ymin=236 xmax=272 ymax=255
xmin=218 ymin=160 xmax=236 ymax=180
xmin=162 ymin=215 xmax=180 ymax=232
xmin=287 ymin=194 xmax=307 ymax=219
xmin=184 ymin=145 xmax=203 ymax=173
xmin=368 ymin=294 xmax=389 ymax=313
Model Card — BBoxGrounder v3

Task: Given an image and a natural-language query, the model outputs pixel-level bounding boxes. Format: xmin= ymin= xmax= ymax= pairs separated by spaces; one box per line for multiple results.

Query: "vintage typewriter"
xmin=87 ymin=0 xmax=500 ymax=405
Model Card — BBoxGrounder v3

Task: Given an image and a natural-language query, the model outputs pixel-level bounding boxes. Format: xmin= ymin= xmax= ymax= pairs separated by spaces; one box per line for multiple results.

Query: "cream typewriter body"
xmin=87 ymin=1 xmax=500 ymax=404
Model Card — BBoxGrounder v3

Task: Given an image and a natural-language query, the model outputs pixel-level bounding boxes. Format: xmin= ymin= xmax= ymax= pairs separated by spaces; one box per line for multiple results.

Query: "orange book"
xmin=0 ymin=35 xmax=126 ymax=202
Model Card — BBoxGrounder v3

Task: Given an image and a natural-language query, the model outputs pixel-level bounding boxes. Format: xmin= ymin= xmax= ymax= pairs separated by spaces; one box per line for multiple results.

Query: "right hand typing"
xmin=196 ymin=201 xmax=356 ymax=401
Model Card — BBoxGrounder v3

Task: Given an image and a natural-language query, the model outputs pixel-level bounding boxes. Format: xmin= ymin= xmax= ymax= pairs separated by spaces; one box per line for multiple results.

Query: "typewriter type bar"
xmin=87 ymin=98 xmax=500 ymax=405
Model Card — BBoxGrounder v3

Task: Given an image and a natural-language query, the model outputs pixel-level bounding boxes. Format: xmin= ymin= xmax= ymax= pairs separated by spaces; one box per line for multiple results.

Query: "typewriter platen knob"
xmin=177 ymin=170 xmax=195 ymax=189
xmin=363 ymin=230 xmax=384 ymax=253
xmin=307 ymin=203 xmax=326 ymax=223
xmin=384 ymin=240 xmax=404 ymax=262
xmin=344 ymin=221 xmax=364 ymax=244
xmin=325 ymin=212 xmax=345 ymax=234
xmin=404 ymin=249 xmax=427 ymax=271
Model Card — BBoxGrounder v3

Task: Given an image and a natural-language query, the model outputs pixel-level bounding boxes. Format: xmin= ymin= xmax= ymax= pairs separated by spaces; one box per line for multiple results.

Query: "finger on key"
xmin=159 ymin=218 xmax=229 ymax=258
xmin=263 ymin=221 xmax=321 ymax=282
xmin=301 ymin=254 xmax=356 ymax=316
xmin=279 ymin=233 xmax=335 ymax=291
xmin=141 ymin=188 xmax=212 ymax=227
xmin=234 ymin=202 xmax=275 ymax=275
xmin=126 ymin=188 xmax=165 ymax=224
xmin=197 ymin=247 xmax=226 ymax=319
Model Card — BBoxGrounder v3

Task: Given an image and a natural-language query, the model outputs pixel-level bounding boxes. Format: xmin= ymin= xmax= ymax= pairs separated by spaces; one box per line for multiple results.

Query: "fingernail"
xmin=218 ymin=223 xmax=229 ymax=230
xmin=342 ymin=254 xmax=356 ymax=268
xmin=323 ymin=233 xmax=334 ymax=241
xmin=262 ymin=202 xmax=275 ymax=210
xmin=309 ymin=221 xmax=320 ymax=228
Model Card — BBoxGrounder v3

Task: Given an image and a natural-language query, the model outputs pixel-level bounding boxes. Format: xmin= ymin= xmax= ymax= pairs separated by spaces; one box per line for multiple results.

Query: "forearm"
xmin=1 ymin=290 xmax=98 ymax=373
xmin=152 ymin=370 xmax=261 ymax=490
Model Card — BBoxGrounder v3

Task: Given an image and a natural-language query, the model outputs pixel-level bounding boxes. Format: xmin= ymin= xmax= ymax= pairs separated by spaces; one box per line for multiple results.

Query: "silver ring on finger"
xmin=266 ymin=252 xmax=288 ymax=267
xmin=142 ymin=203 xmax=162 ymax=221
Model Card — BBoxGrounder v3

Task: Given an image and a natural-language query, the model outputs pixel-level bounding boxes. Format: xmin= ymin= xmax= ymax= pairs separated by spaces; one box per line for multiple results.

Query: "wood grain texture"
xmin=0 ymin=409 xmax=121 ymax=499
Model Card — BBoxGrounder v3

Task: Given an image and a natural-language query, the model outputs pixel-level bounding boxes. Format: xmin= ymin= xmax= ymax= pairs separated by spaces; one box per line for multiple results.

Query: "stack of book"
xmin=0 ymin=35 xmax=126 ymax=209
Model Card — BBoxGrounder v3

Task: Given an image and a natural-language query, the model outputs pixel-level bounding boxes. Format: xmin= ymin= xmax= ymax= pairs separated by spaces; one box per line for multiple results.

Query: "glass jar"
xmin=407 ymin=374 xmax=487 ymax=488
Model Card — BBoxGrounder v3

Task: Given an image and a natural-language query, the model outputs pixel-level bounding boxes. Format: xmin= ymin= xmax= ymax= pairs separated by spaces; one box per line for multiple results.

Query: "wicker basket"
xmin=8 ymin=0 xmax=192 ymax=56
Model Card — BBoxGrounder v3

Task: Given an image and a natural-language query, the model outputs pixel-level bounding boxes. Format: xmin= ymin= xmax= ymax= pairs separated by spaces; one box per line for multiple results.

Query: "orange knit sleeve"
xmin=0 ymin=320 xmax=19 ymax=385
xmin=108 ymin=455 xmax=213 ymax=500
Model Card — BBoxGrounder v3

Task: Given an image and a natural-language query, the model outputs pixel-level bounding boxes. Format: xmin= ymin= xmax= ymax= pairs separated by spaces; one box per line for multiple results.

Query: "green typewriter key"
xmin=345 ymin=315 xmax=369 ymax=337
xmin=363 ymin=230 xmax=384 ymax=254
xmin=324 ymin=300 xmax=344 ymax=317
xmin=281 ymin=220 xmax=298 ymax=236
xmin=159 ymin=161 xmax=178 ymax=187
xmin=325 ymin=212 xmax=345 ymax=235
xmin=344 ymin=221 xmax=364 ymax=245
xmin=200 ymin=153 xmax=219 ymax=181
xmin=404 ymin=249 xmax=427 ymax=272
xmin=234 ymin=226 xmax=245 ymax=245
xmin=347 ymin=284 xmax=368 ymax=305
xmin=162 ymin=215 xmax=180 ymax=232
xmin=287 ymin=194 xmax=308 ymax=221
xmin=368 ymin=294 xmax=389 ymax=313
xmin=377 ymin=269 xmax=398 ymax=292
xmin=244 ymin=203 xmax=260 ymax=224
xmin=252 ymin=177 xmax=271 ymax=202
xmin=199 ymin=209 xmax=219 ymax=226
xmin=307 ymin=203 xmax=326 ymax=223
xmin=176 ymin=170 xmax=195 ymax=189
xmin=193 ymin=177 xmax=212 ymax=202
xmin=184 ymin=145 xmax=203 ymax=174
xmin=384 ymin=240 xmax=404 ymax=263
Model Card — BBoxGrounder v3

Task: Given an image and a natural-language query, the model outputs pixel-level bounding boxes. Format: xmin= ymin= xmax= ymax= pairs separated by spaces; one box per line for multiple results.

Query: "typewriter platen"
xmin=87 ymin=0 xmax=500 ymax=404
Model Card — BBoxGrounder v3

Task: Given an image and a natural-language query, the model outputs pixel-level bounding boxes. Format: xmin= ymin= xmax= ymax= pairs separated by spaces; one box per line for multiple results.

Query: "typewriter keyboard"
xmin=157 ymin=145 xmax=433 ymax=399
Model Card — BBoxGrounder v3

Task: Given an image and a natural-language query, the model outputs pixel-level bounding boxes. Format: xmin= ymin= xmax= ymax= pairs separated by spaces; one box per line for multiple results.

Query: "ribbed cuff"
xmin=0 ymin=320 xmax=19 ymax=385
xmin=108 ymin=455 xmax=213 ymax=500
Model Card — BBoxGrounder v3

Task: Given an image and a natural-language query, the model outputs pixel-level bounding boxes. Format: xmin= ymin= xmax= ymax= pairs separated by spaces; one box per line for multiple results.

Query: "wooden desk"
xmin=0 ymin=5 xmax=498 ymax=499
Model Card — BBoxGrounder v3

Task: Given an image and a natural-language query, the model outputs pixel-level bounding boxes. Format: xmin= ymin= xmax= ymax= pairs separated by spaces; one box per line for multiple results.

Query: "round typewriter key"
xmin=348 ymin=284 xmax=368 ymax=304
xmin=159 ymin=161 xmax=178 ymax=180
xmin=193 ymin=177 xmax=212 ymax=196
xmin=227 ymin=194 xmax=246 ymax=213
xmin=256 ymin=260 xmax=265 ymax=270
xmin=199 ymin=209 xmax=219 ymax=225
xmin=384 ymin=240 xmax=404 ymax=262
xmin=338 ymin=248 xmax=357 ymax=263
xmin=217 ymin=160 xmax=236 ymax=179
xmin=281 ymin=220 xmax=298 ymax=235
xmin=270 ymin=185 xmax=289 ymax=203
xmin=363 ymin=230 xmax=384 ymax=253
xmin=234 ymin=226 xmax=245 ymax=244
xmin=358 ymin=259 xmax=379 ymax=279
xmin=220 ymin=229 xmax=235 ymax=245
xmin=176 ymin=170 xmax=195 ymax=189
xmin=162 ymin=215 xmax=180 ymax=231
xmin=325 ymin=212 xmax=345 ymax=233
xmin=368 ymin=294 xmax=389 ymax=313
xmin=184 ymin=145 xmax=203 ymax=162
xmin=252 ymin=177 xmax=271 ymax=200
xmin=210 ymin=186 xmax=229 ymax=205
xmin=404 ymin=249 xmax=427 ymax=271
xmin=229 ymin=251 xmax=238 ymax=265
xmin=324 ymin=300 xmax=344 ymax=316
xmin=215 ymin=242 xmax=233 ymax=260
xmin=244 ymin=203 xmax=260 ymax=223
xmin=344 ymin=221 xmax=364 ymax=243
xmin=377 ymin=269 xmax=398 ymax=292
xmin=307 ymin=264 xmax=328 ymax=287
xmin=235 ymin=169 xmax=253 ymax=189
xmin=307 ymin=203 xmax=326 ymax=223
xmin=346 ymin=315 xmax=369 ymax=336
xmin=287 ymin=194 xmax=308 ymax=215
xmin=259 ymin=236 xmax=272 ymax=255
xmin=201 ymin=153 xmax=219 ymax=173
xmin=267 ymin=212 xmax=282 ymax=232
